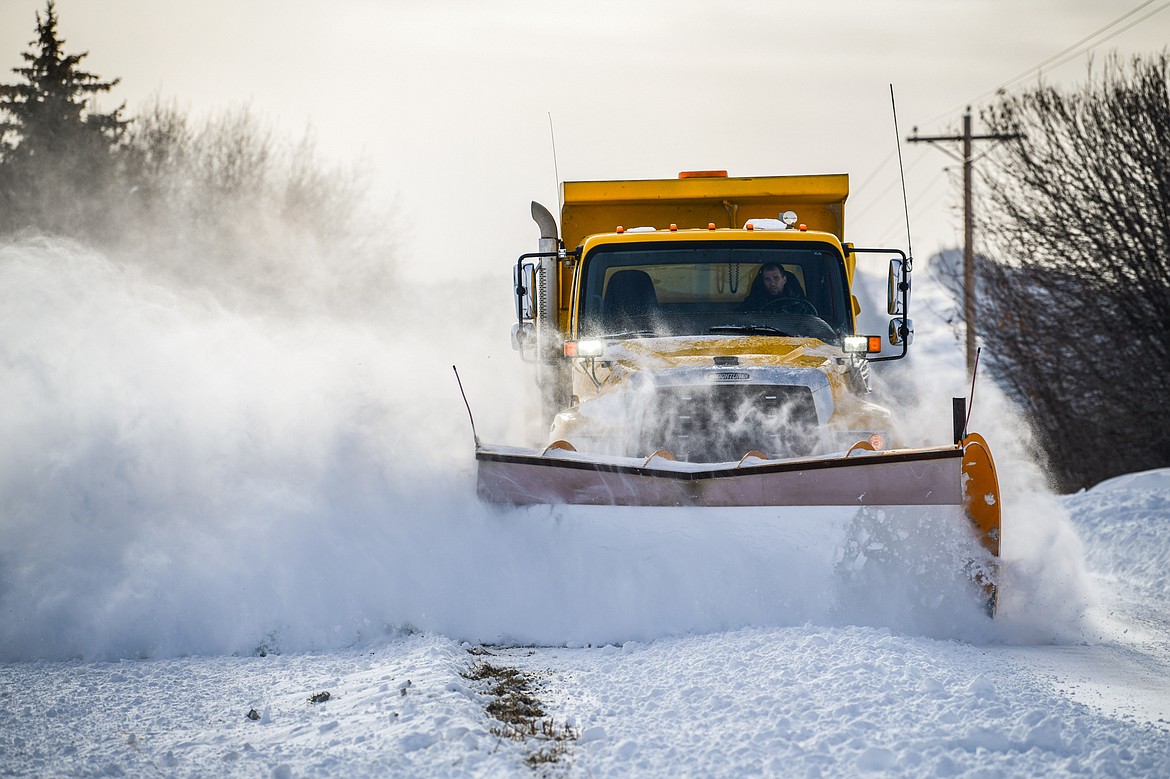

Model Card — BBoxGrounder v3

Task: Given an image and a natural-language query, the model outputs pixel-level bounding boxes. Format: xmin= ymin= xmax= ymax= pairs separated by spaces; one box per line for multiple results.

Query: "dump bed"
xmin=560 ymin=173 xmax=849 ymax=250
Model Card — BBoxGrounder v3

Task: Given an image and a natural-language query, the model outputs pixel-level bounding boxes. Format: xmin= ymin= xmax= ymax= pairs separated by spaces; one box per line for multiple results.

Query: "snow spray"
xmin=859 ymin=256 xmax=1094 ymax=643
xmin=0 ymin=240 xmax=1091 ymax=661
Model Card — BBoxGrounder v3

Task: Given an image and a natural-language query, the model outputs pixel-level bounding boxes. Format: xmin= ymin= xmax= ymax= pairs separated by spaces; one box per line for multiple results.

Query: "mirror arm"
xmin=848 ymin=246 xmax=912 ymax=363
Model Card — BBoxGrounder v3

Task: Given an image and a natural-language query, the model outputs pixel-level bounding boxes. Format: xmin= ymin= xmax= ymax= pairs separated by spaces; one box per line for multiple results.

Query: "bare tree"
xmin=118 ymin=101 xmax=395 ymax=318
xmin=963 ymin=53 xmax=1169 ymax=491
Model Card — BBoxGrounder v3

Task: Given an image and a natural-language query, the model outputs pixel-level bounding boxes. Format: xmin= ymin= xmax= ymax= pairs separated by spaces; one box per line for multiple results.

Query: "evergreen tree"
xmin=0 ymin=1 xmax=129 ymax=237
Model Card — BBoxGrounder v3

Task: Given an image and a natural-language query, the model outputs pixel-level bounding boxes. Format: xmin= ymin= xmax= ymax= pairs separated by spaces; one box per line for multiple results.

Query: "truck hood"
xmin=600 ymin=334 xmax=842 ymax=371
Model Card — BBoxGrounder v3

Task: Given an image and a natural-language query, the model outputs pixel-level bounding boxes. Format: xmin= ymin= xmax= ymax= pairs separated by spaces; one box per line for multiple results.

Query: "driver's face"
xmin=762 ymin=267 xmax=785 ymax=296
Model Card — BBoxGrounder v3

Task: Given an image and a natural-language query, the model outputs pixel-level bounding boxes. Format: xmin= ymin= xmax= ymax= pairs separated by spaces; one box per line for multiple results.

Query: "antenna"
xmin=952 ymin=347 xmax=983 ymax=443
xmin=890 ymin=85 xmax=914 ymax=263
xmin=452 ymin=365 xmax=480 ymax=449
xmin=964 ymin=346 xmax=982 ymax=437
xmin=548 ymin=112 xmax=561 ymax=195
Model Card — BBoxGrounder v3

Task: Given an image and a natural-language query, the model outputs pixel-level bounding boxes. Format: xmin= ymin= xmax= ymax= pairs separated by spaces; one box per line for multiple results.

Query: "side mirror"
xmin=888 ymin=317 xmax=914 ymax=346
xmin=514 ymin=261 xmax=537 ymax=323
xmin=511 ymin=322 xmax=536 ymax=360
xmin=887 ymin=258 xmax=909 ymax=315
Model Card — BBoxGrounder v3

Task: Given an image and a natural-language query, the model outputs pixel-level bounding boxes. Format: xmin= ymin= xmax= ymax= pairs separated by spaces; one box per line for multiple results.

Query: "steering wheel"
xmin=761 ymin=297 xmax=819 ymax=317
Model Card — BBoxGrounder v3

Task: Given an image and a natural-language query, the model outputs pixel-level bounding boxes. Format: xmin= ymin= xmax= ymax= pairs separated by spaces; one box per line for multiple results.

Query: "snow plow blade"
xmin=479 ymin=436 xmax=995 ymax=511
xmin=477 ymin=434 xmax=1001 ymax=607
xmin=480 ymin=444 xmax=961 ymax=507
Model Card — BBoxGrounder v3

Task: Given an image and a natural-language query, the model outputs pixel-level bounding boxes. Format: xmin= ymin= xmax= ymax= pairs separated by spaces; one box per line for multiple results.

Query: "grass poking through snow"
xmin=463 ymin=653 xmax=577 ymax=771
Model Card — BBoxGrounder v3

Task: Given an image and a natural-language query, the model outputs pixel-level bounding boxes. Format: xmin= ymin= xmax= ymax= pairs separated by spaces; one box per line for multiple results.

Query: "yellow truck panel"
xmin=560 ymin=173 xmax=849 ymax=248
xmin=555 ymin=174 xmax=850 ymax=335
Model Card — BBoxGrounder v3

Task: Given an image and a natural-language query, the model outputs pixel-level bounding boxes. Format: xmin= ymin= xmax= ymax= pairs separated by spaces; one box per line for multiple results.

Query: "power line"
xmin=851 ymin=151 xmax=927 ymax=223
xmin=875 ymin=167 xmax=948 ymax=247
xmin=920 ymin=0 xmax=1170 ymax=127
xmin=852 ymin=148 xmax=898 ymax=199
xmin=996 ymin=0 xmax=1166 ymax=90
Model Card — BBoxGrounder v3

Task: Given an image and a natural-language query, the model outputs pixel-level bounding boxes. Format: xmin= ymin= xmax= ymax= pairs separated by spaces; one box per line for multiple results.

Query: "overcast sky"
xmin=2 ymin=0 xmax=1167 ymax=280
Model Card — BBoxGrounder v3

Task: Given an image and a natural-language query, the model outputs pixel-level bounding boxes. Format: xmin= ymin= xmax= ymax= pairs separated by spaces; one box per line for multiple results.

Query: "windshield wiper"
xmin=709 ymin=325 xmax=793 ymax=337
xmin=595 ymin=329 xmax=656 ymax=340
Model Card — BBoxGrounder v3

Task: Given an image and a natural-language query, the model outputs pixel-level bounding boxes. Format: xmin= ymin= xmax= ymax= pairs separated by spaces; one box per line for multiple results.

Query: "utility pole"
xmin=908 ymin=108 xmax=1019 ymax=377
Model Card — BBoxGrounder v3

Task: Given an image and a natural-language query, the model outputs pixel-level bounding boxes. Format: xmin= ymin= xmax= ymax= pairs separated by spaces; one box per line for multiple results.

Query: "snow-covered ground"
xmin=1 ymin=240 xmax=1168 ymax=777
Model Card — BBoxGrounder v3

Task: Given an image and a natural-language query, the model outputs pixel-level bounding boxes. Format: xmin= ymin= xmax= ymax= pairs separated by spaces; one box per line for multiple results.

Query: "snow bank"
xmin=1087 ymin=468 xmax=1170 ymax=494
xmin=1063 ymin=467 xmax=1170 ymax=603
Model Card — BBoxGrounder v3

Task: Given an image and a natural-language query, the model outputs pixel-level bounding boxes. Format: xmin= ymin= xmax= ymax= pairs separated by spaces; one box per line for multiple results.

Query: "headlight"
xmin=563 ymin=339 xmax=605 ymax=358
xmin=843 ymin=335 xmax=882 ymax=354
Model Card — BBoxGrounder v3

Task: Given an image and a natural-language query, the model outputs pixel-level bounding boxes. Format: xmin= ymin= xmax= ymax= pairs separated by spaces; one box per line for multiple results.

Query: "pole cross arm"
xmin=907 ymin=132 xmax=1021 ymax=143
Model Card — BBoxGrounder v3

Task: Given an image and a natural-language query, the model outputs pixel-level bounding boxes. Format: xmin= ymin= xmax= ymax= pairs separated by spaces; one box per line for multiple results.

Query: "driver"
xmin=743 ymin=263 xmax=810 ymax=310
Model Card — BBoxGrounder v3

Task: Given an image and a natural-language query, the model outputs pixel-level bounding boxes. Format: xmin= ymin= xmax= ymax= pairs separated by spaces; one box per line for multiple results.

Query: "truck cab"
xmin=512 ymin=172 xmax=911 ymax=464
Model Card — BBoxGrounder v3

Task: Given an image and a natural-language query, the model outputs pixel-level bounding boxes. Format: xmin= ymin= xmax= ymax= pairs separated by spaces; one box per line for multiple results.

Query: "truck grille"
xmin=639 ymin=384 xmax=821 ymax=462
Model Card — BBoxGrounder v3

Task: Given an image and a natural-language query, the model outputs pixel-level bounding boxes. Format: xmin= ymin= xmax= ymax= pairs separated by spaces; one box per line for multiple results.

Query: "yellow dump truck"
xmin=474 ymin=171 xmax=1000 ymax=607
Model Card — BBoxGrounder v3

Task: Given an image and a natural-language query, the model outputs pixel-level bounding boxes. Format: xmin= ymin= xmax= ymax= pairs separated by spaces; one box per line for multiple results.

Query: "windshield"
xmin=579 ymin=241 xmax=852 ymax=342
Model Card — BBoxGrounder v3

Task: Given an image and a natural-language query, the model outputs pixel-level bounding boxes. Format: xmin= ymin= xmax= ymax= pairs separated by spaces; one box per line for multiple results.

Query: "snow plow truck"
xmin=474 ymin=171 xmax=1001 ymax=609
